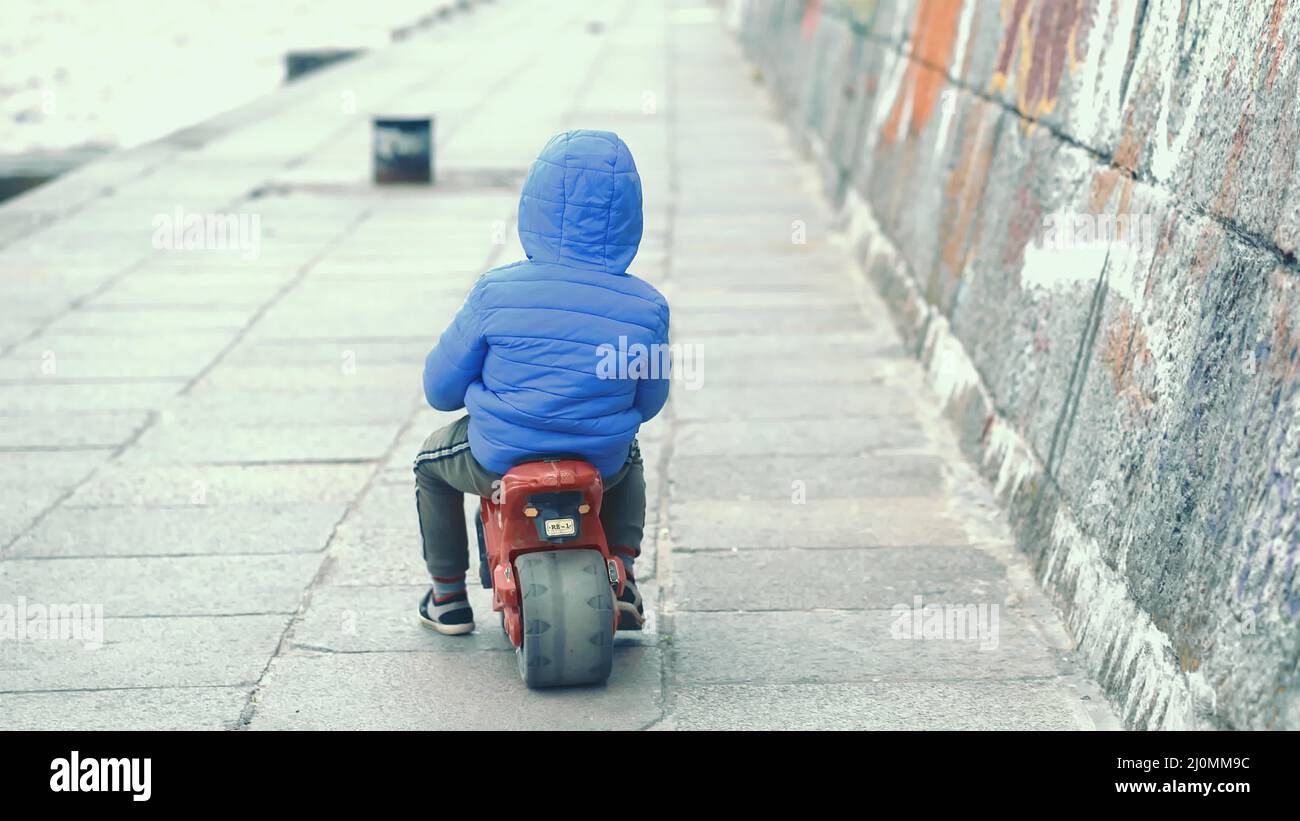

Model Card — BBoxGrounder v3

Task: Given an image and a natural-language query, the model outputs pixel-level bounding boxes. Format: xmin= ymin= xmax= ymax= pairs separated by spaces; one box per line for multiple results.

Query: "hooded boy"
xmin=414 ymin=130 xmax=669 ymax=634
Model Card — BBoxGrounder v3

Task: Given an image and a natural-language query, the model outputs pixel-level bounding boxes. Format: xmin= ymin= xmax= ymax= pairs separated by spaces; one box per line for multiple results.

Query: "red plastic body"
xmin=479 ymin=459 xmax=619 ymax=648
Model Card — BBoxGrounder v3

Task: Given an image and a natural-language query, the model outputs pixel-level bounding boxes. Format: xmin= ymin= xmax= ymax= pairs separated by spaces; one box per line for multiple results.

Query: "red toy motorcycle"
xmin=475 ymin=458 xmax=624 ymax=688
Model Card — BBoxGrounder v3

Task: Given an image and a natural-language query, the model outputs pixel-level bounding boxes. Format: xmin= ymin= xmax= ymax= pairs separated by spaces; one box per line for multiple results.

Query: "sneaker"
xmin=616 ymin=576 xmax=644 ymax=631
xmin=418 ymin=588 xmax=475 ymax=635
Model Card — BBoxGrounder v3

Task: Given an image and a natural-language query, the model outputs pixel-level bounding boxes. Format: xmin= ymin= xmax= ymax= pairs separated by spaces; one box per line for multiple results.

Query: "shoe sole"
xmin=616 ymin=600 xmax=644 ymax=631
xmin=419 ymin=613 xmax=475 ymax=636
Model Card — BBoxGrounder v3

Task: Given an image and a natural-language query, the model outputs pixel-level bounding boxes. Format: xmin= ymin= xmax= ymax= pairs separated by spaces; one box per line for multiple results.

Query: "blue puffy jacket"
xmin=422 ymin=130 xmax=670 ymax=477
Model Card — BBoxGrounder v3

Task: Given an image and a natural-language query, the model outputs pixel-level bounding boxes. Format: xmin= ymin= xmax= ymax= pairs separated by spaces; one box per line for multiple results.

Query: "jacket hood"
xmin=517 ymin=130 xmax=643 ymax=274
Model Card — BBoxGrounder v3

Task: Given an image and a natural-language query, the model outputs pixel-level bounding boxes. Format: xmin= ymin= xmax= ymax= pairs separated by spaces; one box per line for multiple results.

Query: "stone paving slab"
xmin=223 ymin=338 xmax=433 ymax=368
xmin=7 ymin=503 xmax=344 ymax=558
xmin=0 ymin=615 xmax=289 ymax=691
xmin=671 ymin=546 xmax=1007 ymax=611
xmin=671 ymin=288 xmax=856 ymax=310
xmin=44 ymin=307 xmax=260 ymax=334
xmin=0 ymin=321 xmax=41 ymax=352
xmin=0 ymin=454 xmax=101 ymax=547
xmin=316 ymin=490 xmax=458 ymax=588
xmin=685 ymin=330 xmax=903 ymax=359
xmin=63 ymin=464 xmax=373 ymax=507
xmin=0 ymin=451 xmax=99 ymax=485
xmin=668 ymin=498 xmax=971 ymax=550
xmin=668 ymin=454 xmax=945 ymax=501
xmin=289 ymin=585 xmax=515 ymax=654
xmin=673 ymin=305 xmax=879 ymax=337
xmin=673 ymin=417 xmax=931 ymax=458
xmin=88 ymin=274 xmax=291 ymax=309
xmin=700 ymin=355 xmax=911 ymax=386
xmin=0 ymin=381 xmax=185 ymax=413
xmin=246 ymin=648 xmax=663 ymax=731
xmin=4 ymin=331 xmax=232 ymax=364
xmin=0 ymin=487 xmax=75 ymax=551
xmin=0 ymin=686 xmax=249 ymax=731
xmin=672 ymin=382 xmax=922 ymax=422
xmin=188 ymin=363 xmax=416 ymax=395
xmin=120 ymin=421 xmax=397 ymax=465
xmin=157 ymin=392 xmax=419 ymax=428
xmin=0 ymin=410 xmax=151 ymax=450
xmin=0 ymin=553 xmax=321 ymax=616
xmin=666 ymin=680 xmax=1099 ymax=731
xmin=666 ymin=609 xmax=1062 ymax=686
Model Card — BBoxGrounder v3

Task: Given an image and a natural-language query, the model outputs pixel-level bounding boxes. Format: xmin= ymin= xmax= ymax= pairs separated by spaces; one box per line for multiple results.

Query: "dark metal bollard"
xmin=372 ymin=116 xmax=435 ymax=184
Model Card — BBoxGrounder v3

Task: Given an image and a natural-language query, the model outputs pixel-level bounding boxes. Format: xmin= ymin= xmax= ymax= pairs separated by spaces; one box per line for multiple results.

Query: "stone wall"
xmin=736 ymin=0 xmax=1300 ymax=729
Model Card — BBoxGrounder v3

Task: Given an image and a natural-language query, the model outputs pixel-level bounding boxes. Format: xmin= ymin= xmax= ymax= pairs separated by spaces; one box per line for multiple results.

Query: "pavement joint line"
xmin=672 ymin=414 xmax=923 ymax=422
xmin=632 ymin=715 xmax=667 ymax=732
xmin=670 ymin=545 xmax=976 ymax=552
xmin=3 ymin=330 xmax=228 ymax=340
xmin=0 ymin=409 xmax=157 ymax=556
xmin=59 ymin=504 xmax=350 ymax=511
xmin=249 ymin=336 xmax=437 ymax=345
xmin=173 ymin=458 xmax=387 ymax=467
xmin=664 ymin=674 xmax=1083 ymax=688
xmin=666 ymin=451 xmax=943 ymax=461
xmin=652 ymin=3 xmax=681 ymax=729
xmin=284 ymin=643 xmax=513 ymax=657
xmin=658 ymin=605 xmax=1039 ymax=615
xmin=72 ymin=302 xmax=266 ymax=311
xmin=4 ymin=552 xmax=330 ymax=561
xmin=0 ymin=684 xmax=258 ymax=697
xmin=301 ymin=583 xmax=430 ymax=589
xmin=75 ymin=612 xmax=298 ymax=620
xmin=0 ymin=445 xmax=119 ymax=453
xmin=0 ymin=377 xmax=191 ymax=385
xmin=670 ymin=542 xmax=990 ymax=551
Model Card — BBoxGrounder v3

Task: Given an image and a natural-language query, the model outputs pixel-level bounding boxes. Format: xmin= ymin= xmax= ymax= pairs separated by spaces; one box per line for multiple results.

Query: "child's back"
xmin=423 ymin=129 xmax=669 ymax=476
xmin=413 ymin=130 xmax=666 ymax=635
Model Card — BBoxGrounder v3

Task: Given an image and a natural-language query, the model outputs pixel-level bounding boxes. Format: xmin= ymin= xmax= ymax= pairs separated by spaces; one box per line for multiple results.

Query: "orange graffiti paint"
xmin=881 ymin=0 xmax=964 ymax=143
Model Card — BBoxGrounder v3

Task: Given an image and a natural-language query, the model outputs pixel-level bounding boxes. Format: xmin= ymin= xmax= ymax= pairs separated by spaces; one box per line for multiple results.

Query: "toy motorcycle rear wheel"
xmin=514 ymin=549 xmax=614 ymax=688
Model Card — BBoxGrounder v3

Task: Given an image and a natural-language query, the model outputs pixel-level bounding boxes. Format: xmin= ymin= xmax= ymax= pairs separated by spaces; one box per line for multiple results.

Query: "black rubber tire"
xmin=514 ymin=549 xmax=614 ymax=688
xmin=475 ymin=516 xmax=492 ymax=589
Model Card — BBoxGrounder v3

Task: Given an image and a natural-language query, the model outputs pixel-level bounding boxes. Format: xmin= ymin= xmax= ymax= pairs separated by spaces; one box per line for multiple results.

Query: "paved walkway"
xmin=0 ymin=0 xmax=1118 ymax=730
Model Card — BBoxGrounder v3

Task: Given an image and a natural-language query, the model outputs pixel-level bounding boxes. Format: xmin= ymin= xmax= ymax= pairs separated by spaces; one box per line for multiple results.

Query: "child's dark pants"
xmin=413 ymin=415 xmax=646 ymax=579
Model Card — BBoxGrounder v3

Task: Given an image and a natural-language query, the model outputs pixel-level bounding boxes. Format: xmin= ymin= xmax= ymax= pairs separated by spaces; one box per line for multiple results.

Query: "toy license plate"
xmin=544 ymin=517 xmax=576 ymax=537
